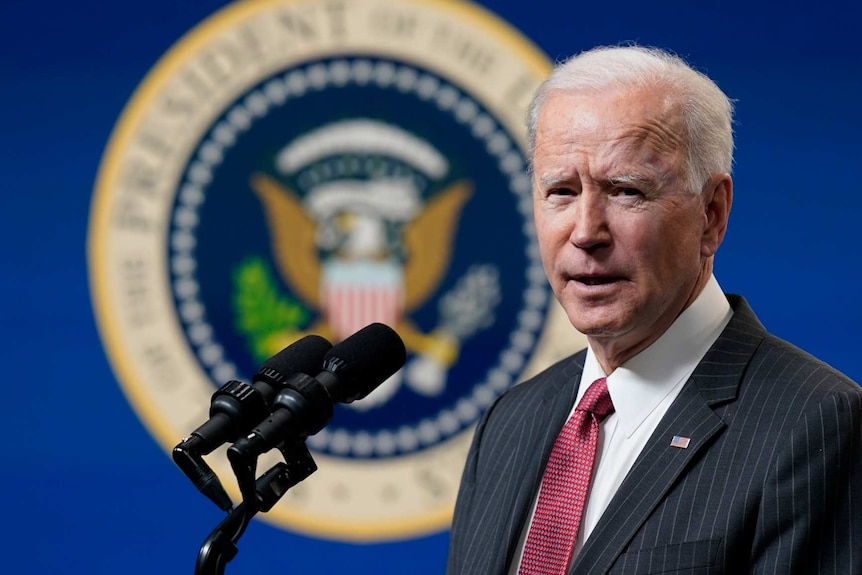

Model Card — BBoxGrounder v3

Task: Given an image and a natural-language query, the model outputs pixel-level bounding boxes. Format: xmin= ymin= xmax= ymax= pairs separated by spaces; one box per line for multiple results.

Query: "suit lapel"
xmin=569 ymin=296 xmax=766 ymax=574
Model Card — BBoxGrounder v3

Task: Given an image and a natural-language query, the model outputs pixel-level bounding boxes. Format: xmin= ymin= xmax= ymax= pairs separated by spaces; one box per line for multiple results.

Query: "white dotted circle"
xmin=170 ymin=58 xmax=549 ymax=457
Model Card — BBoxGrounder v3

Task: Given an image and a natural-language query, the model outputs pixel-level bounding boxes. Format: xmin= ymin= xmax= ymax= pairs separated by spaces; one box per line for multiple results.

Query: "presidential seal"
xmin=88 ymin=0 xmax=586 ymax=541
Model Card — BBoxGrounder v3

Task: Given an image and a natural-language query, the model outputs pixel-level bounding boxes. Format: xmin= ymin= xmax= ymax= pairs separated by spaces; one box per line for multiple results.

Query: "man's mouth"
xmin=574 ymin=275 xmax=621 ymax=286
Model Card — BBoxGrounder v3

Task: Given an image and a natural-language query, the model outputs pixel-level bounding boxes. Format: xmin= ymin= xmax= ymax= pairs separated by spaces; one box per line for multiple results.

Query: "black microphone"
xmin=227 ymin=323 xmax=406 ymax=461
xmin=173 ymin=335 xmax=332 ymax=510
xmin=178 ymin=335 xmax=333 ymax=455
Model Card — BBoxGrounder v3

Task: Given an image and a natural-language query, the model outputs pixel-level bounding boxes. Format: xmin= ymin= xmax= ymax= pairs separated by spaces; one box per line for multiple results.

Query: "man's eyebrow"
xmin=536 ymin=172 xmax=657 ymax=190
xmin=605 ymin=173 xmax=653 ymax=187
xmin=538 ymin=173 xmax=580 ymax=189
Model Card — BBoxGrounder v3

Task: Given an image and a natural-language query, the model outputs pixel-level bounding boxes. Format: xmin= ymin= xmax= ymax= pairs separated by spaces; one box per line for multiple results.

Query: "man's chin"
xmin=563 ymin=304 xmax=629 ymax=338
xmin=567 ymin=318 xmax=626 ymax=340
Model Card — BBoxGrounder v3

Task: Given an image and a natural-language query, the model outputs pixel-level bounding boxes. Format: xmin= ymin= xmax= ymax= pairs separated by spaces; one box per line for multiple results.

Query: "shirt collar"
xmin=578 ymin=274 xmax=732 ymax=438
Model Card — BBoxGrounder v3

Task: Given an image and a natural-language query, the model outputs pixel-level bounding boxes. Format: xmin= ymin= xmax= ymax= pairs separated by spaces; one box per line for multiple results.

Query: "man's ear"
xmin=701 ymin=173 xmax=733 ymax=258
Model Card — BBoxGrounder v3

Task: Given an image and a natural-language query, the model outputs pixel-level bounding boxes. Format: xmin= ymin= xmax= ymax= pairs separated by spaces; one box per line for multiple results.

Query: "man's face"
xmin=532 ymin=87 xmax=715 ymax=365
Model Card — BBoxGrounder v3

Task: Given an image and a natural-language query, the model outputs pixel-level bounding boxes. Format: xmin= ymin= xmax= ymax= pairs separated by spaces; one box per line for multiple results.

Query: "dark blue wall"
xmin=2 ymin=0 xmax=860 ymax=573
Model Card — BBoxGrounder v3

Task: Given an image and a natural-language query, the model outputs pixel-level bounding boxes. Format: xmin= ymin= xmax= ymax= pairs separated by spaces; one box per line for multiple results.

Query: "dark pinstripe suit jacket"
xmin=447 ymin=296 xmax=862 ymax=574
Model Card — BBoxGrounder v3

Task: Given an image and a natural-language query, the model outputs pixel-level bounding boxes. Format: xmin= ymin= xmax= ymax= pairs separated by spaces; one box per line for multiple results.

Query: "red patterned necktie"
xmin=519 ymin=377 xmax=615 ymax=575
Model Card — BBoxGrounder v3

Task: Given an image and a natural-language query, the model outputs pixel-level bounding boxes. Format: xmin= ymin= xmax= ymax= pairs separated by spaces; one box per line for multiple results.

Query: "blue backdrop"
xmin=2 ymin=0 xmax=860 ymax=573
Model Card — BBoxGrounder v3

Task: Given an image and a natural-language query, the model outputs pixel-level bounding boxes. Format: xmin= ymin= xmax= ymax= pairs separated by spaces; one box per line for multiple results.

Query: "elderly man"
xmin=447 ymin=45 xmax=862 ymax=575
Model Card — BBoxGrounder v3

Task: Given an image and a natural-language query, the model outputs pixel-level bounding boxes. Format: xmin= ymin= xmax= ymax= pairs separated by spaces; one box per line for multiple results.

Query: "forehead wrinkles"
xmin=601 ymin=90 xmax=687 ymax=162
xmin=619 ymin=114 xmax=684 ymax=158
xmin=599 ymin=118 xmax=685 ymax=187
xmin=534 ymin=127 xmax=682 ymax=186
xmin=533 ymin=93 xmax=687 ymax=187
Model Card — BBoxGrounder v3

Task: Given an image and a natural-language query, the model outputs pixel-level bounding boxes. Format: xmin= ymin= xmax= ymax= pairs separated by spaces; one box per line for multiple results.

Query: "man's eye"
xmin=616 ymin=187 xmax=644 ymax=198
xmin=548 ymin=188 xmax=574 ymax=196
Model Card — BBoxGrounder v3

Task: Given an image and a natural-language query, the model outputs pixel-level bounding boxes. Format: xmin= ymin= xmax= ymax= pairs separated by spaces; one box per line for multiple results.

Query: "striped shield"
xmin=321 ymin=260 xmax=404 ymax=341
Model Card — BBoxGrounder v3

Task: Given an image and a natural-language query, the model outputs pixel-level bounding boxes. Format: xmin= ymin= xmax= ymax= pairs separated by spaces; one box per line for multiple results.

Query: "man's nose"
xmin=569 ymin=192 xmax=611 ymax=251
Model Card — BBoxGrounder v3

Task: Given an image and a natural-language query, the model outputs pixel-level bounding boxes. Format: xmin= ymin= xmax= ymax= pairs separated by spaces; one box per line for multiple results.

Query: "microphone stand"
xmin=195 ymin=442 xmax=317 ymax=575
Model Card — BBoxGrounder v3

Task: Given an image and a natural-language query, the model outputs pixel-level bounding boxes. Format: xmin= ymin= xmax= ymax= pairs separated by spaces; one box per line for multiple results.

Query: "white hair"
xmin=526 ymin=45 xmax=735 ymax=194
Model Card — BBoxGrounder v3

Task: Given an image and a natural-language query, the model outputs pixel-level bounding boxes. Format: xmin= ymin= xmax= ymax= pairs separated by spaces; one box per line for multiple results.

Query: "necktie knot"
xmin=576 ymin=377 xmax=614 ymax=423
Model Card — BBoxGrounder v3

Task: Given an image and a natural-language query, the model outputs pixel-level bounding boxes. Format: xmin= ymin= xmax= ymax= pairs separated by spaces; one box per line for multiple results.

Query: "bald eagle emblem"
xmin=236 ymin=119 xmax=502 ymax=409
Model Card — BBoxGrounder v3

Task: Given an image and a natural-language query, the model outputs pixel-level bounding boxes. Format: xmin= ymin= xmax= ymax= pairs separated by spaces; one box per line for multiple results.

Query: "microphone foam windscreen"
xmin=323 ymin=323 xmax=407 ymax=402
xmin=259 ymin=335 xmax=333 ymax=380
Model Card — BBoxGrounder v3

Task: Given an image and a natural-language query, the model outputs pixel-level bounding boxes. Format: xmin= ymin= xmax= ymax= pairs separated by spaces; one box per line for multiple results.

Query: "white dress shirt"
xmin=509 ymin=275 xmax=732 ymax=573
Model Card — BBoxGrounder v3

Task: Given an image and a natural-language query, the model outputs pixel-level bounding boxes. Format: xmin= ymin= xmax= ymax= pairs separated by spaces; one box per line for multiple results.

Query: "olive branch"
xmin=232 ymin=257 xmax=308 ymax=362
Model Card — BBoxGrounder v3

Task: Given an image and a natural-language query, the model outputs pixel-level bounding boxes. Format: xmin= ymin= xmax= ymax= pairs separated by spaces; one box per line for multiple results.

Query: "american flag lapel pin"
xmin=670 ymin=435 xmax=691 ymax=449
